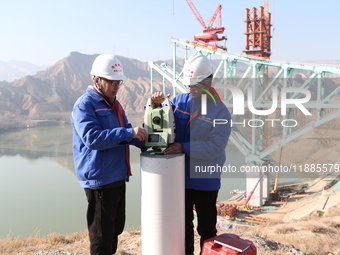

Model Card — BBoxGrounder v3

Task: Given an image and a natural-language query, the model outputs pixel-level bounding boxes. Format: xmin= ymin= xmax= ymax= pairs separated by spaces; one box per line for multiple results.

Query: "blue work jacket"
xmin=171 ymin=93 xmax=231 ymax=191
xmin=71 ymin=87 xmax=143 ymax=188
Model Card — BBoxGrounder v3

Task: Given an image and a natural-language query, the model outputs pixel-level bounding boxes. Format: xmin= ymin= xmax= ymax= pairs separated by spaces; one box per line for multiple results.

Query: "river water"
xmin=0 ymin=125 xmax=298 ymax=238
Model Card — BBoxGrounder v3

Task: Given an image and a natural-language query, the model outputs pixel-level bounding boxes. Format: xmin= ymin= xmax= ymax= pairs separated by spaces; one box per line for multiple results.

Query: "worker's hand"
xmin=132 ymin=127 xmax=147 ymax=141
xmin=163 ymin=142 xmax=183 ymax=154
xmin=151 ymin=91 xmax=170 ymax=107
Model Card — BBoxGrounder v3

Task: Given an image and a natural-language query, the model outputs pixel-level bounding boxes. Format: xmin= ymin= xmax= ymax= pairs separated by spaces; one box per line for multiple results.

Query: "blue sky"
xmin=0 ymin=0 xmax=338 ymax=66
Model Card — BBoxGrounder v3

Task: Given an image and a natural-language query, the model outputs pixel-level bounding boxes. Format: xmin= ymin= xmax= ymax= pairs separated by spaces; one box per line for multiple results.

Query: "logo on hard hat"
xmin=111 ymin=63 xmax=121 ymax=69
xmin=112 ymin=64 xmax=122 ymax=73
xmin=184 ymin=68 xmax=195 ymax=78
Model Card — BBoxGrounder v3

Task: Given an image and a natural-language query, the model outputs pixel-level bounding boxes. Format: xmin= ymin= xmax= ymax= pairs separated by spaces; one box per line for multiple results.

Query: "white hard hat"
xmin=91 ymin=54 xmax=126 ymax=80
xmin=182 ymin=54 xmax=213 ymax=86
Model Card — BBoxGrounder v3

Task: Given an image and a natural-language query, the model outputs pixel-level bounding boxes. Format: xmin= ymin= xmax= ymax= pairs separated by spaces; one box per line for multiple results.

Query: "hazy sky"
xmin=1 ymin=0 xmax=338 ymax=66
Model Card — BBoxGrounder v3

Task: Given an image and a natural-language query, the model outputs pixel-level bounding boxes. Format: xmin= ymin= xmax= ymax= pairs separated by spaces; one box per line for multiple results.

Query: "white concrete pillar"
xmin=246 ymin=168 xmax=263 ymax=207
xmin=141 ymin=151 xmax=185 ymax=255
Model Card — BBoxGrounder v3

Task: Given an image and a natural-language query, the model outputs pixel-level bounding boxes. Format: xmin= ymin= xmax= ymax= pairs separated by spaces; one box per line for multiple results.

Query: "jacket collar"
xmin=86 ymin=86 xmax=116 ymax=106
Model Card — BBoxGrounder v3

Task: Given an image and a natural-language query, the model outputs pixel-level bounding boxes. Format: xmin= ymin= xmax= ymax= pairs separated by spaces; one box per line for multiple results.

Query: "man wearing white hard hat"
xmin=152 ymin=54 xmax=231 ymax=255
xmin=71 ymin=54 xmax=146 ymax=255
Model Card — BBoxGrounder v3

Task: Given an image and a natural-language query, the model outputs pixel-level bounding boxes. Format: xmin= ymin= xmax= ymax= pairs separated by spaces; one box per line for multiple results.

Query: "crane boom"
xmin=185 ymin=0 xmax=227 ymax=51
xmin=185 ymin=0 xmax=207 ymax=29
xmin=207 ymin=4 xmax=222 ymax=28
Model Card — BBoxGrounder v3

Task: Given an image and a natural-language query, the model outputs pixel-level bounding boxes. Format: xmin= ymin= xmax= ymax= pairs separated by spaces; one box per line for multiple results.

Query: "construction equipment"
xmin=143 ymin=98 xmax=176 ymax=154
xmin=270 ymin=147 xmax=283 ymax=199
xmin=239 ymin=174 xmax=265 ymax=210
xmin=185 ymin=0 xmax=227 ymax=50
xmin=263 ymin=0 xmax=269 ymax=15
xmin=244 ymin=5 xmax=272 ymax=58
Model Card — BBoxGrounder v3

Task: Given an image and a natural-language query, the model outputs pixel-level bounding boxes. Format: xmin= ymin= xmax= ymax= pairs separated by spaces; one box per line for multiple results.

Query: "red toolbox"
xmin=201 ymin=233 xmax=257 ymax=255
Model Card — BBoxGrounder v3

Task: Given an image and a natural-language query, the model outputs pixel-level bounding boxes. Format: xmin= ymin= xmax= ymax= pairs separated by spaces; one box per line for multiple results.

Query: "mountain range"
xmin=0 ymin=52 xmax=181 ymax=130
xmin=0 ymin=60 xmax=48 ymax=82
xmin=0 ymin=52 xmax=339 ymax=131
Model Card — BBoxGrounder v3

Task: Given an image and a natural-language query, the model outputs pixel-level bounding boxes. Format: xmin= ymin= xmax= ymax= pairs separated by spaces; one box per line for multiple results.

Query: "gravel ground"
xmin=28 ymin=231 xmax=309 ymax=255
xmin=31 ymin=251 xmax=81 ymax=255
xmin=31 ymin=250 xmax=81 ymax=255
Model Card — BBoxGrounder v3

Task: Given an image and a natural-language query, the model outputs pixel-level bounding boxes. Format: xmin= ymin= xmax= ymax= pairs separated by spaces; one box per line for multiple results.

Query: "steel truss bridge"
xmin=149 ymin=38 xmax=340 ymax=164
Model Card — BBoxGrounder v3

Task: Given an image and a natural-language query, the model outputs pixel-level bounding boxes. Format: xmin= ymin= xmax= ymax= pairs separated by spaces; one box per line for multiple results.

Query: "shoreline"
xmin=0 ymin=116 xmax=143 ymax=133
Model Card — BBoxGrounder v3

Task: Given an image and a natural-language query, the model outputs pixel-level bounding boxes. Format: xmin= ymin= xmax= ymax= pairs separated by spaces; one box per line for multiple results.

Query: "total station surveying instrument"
xmin=143 ymin=97 xmax=176 ymax=154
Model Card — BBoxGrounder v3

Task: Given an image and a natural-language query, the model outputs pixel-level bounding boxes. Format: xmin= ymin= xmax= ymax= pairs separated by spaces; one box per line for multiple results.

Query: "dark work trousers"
xmin=84 ymin=184 xmax=126 ymax=255
xmin=185 ymin=188 xmax=218 ymax=255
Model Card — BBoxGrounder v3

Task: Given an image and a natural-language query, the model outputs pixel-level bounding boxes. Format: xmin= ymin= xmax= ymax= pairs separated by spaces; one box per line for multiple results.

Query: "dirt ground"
xmin=2 ymin=177 xmax=340 ymax=255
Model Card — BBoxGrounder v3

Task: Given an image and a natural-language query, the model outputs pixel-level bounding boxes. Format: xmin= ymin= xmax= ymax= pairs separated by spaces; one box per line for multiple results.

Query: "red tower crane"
xmin=185 ymin=0 xmax=227 ymax=50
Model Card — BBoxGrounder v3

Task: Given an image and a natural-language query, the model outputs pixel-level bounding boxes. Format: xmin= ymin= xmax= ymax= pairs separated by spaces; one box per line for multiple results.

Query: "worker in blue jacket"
xmin=71 ymin=54 xmax=146 ymax=255
xmin=151 ymin=54 xmax=231 ymax=255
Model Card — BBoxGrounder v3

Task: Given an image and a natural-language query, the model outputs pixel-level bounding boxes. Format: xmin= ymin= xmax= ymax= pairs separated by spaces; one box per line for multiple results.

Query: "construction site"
xmin=2 ymin=1 xmax=340 ymax=255
xmin=148 ymin=0 xmax=340 ymax=234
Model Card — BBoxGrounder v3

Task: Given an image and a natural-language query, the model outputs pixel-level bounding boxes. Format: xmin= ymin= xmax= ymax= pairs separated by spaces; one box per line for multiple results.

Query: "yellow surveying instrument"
xmin=143 ymin=97 xmax=176 ymax=153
